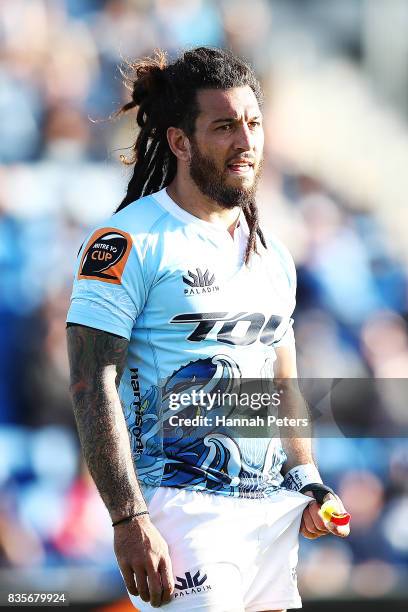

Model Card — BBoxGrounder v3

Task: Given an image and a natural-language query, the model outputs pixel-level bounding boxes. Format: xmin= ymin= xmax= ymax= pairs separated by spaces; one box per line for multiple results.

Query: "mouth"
xmin=226 ymin=160 xmax=254 ymax=175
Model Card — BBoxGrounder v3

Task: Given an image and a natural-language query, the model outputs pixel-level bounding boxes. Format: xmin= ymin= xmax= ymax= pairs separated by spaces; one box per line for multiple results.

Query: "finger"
xmin=300 ymin=524 xmax=319 ymax=539
xmin=303 ymin=508 xmax=325 ymax=536
xmin=321 ymin=494 xmax=351 ymax=537
xmin=323 ymin=492 xmax=347 ymax=513
xmin=327 ymin=520 xmax=351 ymax=538
xmin=134 ymin=568 xmax=150 ymax=603
xmin=300 ymin=516 xmax=320 ymax=539
xmin=159 ymin=556 xmax=175 ymax=604
xmin=120 ymin=564 xmax=138 ymax=597
xmin=147 ymin=566 xmax=163 ymax=608
xmin=308 ymin=502 xmax=329 ymax=532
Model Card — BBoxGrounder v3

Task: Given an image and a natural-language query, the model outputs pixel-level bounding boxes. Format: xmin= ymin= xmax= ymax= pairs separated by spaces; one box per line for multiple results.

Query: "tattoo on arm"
xmin=67 ymin=325 xmax=147 ymax=520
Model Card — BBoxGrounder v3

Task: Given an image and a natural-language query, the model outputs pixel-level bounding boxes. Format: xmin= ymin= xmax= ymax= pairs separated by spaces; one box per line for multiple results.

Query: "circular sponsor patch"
xmin=78 ymin=228 xmax=132 ymax=284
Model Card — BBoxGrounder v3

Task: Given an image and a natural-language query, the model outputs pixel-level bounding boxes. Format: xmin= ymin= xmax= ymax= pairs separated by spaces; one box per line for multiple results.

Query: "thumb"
xmin=321 ymin=493 xmax=351 ymax=538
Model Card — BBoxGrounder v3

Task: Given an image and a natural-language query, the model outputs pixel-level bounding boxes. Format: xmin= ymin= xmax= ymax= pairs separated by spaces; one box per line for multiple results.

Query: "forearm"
xmin=276 ymin=378 xmax=315 ymax=474
xmin=282 ymin=438 xmax=313 ymax=473
xmin=72 ymin=377 xmax=147 ymax=520
xmin=67 ymin=326 xmax=147 ymax=521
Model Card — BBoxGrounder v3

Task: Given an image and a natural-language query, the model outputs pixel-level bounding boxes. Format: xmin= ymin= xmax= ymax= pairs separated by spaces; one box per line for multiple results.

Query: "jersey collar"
xmin=152 ymin=187 xmax=249 ymax=239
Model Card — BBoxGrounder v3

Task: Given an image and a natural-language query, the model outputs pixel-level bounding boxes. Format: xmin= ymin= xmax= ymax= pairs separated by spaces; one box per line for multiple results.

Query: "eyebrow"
xmin=211 ymin=115 xmax=262 ymax=125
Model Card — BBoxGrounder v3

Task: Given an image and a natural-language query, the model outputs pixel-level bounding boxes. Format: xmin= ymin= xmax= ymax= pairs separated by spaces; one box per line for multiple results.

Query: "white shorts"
xmin=127 ymin=487 xmax=310 ymax=612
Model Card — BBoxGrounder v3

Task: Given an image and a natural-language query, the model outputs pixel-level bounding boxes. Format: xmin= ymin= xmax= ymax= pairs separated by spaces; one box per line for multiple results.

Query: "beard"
xmin=189 ymin=139 xmax=263 ymax=210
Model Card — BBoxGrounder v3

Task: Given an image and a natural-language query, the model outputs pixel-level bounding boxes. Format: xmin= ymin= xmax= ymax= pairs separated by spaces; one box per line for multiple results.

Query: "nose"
xmin=233 ymin=122 xmax=253 ymax=151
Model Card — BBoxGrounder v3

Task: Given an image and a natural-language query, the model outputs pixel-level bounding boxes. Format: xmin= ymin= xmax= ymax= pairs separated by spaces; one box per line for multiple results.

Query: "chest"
xmin=139 ymin=236 xmax=294 ymax=348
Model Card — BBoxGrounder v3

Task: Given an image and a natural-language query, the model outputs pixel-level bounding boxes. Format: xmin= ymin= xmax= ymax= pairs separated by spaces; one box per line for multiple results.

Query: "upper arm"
xmin=67 ymin=325 xmax=129 ymax=397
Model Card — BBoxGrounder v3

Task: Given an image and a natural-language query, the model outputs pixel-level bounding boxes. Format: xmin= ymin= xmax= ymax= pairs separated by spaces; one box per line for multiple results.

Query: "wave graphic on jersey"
xmin=126 ymin=355 xmax=286 ymax=497
xmin=127 ymin=354 xmax=242 ymax=492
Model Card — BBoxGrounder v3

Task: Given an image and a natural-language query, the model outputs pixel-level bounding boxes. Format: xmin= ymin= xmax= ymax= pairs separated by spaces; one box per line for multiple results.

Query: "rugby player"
xmin=66 ymin=47 xmax=350 ymax=612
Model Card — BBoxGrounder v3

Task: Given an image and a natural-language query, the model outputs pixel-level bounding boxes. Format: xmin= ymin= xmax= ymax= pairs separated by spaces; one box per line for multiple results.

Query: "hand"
xmin=300 ymin=492 xmax=351 ymax=540
xmin=114 ymin=514 xmax=174 ymax=607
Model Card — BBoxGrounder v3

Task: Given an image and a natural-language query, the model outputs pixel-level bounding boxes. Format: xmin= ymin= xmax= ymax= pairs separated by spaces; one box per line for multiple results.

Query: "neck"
xmin=166 ymin=172 xmax=241 ymax=236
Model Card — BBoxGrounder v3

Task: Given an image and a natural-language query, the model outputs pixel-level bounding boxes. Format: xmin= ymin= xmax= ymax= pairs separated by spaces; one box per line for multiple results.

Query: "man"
xmin=67 ymin=47 xmax=350 ymax=611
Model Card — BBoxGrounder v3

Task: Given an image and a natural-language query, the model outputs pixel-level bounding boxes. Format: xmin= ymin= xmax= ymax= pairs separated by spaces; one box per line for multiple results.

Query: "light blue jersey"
xmin=67 ymin=188 xmax=297 ymax=498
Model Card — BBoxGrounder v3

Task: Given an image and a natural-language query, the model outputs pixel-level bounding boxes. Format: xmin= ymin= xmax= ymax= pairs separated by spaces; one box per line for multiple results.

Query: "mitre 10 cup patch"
xmin=78 ymin=227 xmax=132 ymax=284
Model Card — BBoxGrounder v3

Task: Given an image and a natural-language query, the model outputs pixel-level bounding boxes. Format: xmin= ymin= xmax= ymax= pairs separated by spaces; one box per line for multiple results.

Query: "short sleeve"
xmin=66 ymin=226 xmax=146 ymax=340
xmin=277 ymin=241 xmax=297 ymax=299
xmin=273 ymin=319 xmax=295 ymax=349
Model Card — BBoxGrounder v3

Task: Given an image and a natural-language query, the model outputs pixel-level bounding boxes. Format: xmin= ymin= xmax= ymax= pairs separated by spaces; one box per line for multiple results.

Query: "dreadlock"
xmin=115 ymin=46 xmax=267 ymax=263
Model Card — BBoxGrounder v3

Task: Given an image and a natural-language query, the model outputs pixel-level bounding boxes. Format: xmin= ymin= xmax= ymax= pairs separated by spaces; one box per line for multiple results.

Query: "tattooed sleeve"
xmin=66 ymin=324 xmax=147 ymax=520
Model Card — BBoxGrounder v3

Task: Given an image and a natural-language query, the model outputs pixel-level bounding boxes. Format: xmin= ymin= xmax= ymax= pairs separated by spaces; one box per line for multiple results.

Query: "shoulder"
xmin=110 ymin=192 xmax=173 ymax=238
xmin=81 ymin=191 xmax=179 ymax=260
xmin=262 ymin=233 xmax=297 ymax=292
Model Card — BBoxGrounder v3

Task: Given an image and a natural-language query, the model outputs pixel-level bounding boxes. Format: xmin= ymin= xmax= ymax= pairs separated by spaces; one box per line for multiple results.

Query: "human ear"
xmin=167 ymin=127 xmax=191 ymax=162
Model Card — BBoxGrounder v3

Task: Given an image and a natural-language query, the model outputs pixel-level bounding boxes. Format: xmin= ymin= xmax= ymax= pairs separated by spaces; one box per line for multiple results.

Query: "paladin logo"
xmin=174 ymin=570 xmax=212 ymax=598
xmin=183 ymin=268 xmax=219 ymax=296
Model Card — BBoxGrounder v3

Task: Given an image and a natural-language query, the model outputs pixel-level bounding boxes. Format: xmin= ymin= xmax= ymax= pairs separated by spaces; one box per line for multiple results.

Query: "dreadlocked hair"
xmin=115 ymin=46 xmax=267 ymax=263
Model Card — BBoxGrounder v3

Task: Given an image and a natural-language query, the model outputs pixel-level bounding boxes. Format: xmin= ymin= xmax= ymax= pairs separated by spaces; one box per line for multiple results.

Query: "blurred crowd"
xmin=0 ymin=0 xmax=407 ymax=604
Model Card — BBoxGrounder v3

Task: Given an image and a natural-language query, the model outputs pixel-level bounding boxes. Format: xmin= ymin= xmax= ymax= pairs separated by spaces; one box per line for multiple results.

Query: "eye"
xmin=249 ymin=121 xmax=261 ymax=129
xmin=217 ymin=124 xmax=233 ymax=131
